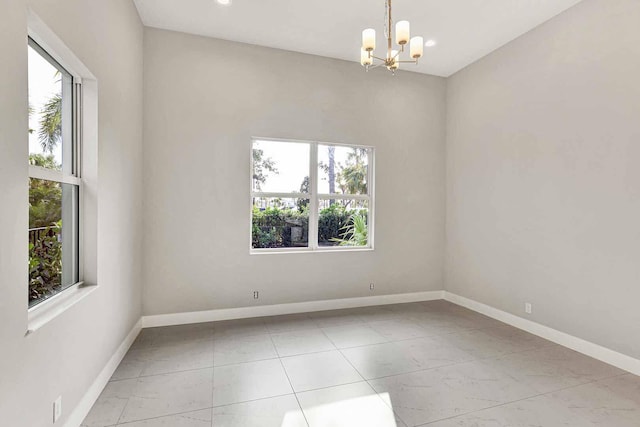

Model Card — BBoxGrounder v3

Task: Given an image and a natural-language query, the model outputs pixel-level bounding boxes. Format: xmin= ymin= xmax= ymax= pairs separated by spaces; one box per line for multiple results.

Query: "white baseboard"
xmin=444 ymin=291 xmax=640 ymax=377
xmin=64 ymin=319 xmax=142 ymax=427
xmin=142 ymin=291 xmax=444 ymax=328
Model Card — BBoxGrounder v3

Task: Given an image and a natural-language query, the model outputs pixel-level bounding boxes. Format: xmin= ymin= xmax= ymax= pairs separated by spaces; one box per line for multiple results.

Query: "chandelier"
xmin=360 ymin=0 xmax=424 ymax=74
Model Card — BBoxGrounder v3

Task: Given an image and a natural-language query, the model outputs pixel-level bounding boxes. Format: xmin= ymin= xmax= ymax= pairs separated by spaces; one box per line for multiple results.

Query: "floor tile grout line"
xmin=294 ymin=378 xmax=371 ymax=395
xmin=413 ymin=376 xmax=626 ymax=427
xmin=116 ymin=344 xmax=357 ymax=383
xmin=365 ymin=340 xmax=599 ymax=382
xmin=347 ymin=350 xmax=411 ymax=425
xmin=115 ymin=389 xmax=310 ymax=424
xmin=333 ymin=345 xmax=370 ymax=385
xmin=334 ymin=343 xmax=409 ymax=426
xmin=113 ymin=316 xmax=557 ymax=385
xmin=267 ymin=332 xmax=312 ymax=427
xmin=109 ymin=318 xmax=558 ymax=382
xmin=334 ymin=339 xmax=560 ymax=384
xmin=215 ymin=391 xmax=300 ymax=410
xmin=139 ymin=309 xmax=520 ymax=341
xmin=317 ymin=318 xmax=428 ymax=426
xmin=110 ymin=365 xmax=216 ymax=383
xmin=337 ymin=337 xmax=608 ymax=426
xmin=268 ymin=316 xmax=555 ymax=352
xmin=315 ymin=326 xmax=403 ymax=404
xmin=111 ymin=338 xmax=514 ymax=385
xmin=114 ymin=381 xmax=412 ymax=427
xmin=321 ymin=327 xmax=403 ymax=419
xmin=114 ymin=391 xmax=133 ymax=425
xmin=111 ymin=369 xmax=217 ymax=425
xmin=114 ymin=406 xmax=213 ymax=426
xmin=280 ymin=347 xmax=356 ymax=362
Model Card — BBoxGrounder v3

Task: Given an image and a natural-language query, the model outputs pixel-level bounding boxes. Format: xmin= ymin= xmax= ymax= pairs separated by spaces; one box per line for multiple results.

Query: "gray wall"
xmin=0 ymin=1 xmax=143 ymax=425
xmin=142 ymin=28 xmax=446 ymax=316
xmin=446 ymin=0 xmax=640 ymax=359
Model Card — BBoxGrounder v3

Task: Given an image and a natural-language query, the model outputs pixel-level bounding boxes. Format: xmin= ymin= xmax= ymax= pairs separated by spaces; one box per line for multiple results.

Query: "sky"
xmin=253 ymin=140 xmax=367 ymax=195
xmin=28 ymin=45 xmax=63 ymax=167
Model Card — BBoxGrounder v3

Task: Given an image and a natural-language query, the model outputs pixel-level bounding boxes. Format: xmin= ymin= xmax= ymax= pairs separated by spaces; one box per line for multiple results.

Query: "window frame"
xmin=250 ymin=137 xmax=375 ymax=254
xmin=27 ymin=37 xmax=84 ymax=310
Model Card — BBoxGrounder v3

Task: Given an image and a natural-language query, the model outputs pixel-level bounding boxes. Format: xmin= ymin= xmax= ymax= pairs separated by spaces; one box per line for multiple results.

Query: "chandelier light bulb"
xmin=396 ymin=21 xmax=410 ymax=45
xmin=410 ymin=36 xmax=424 ymax=59
xmin=362 ymin=29 xmax=376 ymax=52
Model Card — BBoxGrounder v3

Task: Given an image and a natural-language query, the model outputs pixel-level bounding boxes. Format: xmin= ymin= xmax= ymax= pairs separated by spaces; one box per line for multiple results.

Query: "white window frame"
xmin=250 ymin=137 xmax=375 ymax=254
xmin=26 ymin=10 xmax=99 ymax=333
xmin=27 ymin=37 xmax=84 ymax=306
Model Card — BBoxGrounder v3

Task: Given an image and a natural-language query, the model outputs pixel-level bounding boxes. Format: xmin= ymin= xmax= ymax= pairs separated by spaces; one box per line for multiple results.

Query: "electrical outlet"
xmin=525 ymin=302 xmax=532 ymax=314
xmin=253 ymin=291 xmax=259 ymax=299
xmin=53 ymin=396 xmax=62 ymax=423
xmin=369 ymin=283 xmax=375 ymax=291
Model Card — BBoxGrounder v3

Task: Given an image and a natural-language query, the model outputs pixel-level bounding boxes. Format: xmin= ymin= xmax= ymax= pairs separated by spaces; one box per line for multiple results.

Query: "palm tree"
xmin=337 ymin=148 xmax=368 ymax=207
xmin=340 ymin=163 xmax=367 ymax=195
xmin=38 ymin=93 xmax=62 ymax=153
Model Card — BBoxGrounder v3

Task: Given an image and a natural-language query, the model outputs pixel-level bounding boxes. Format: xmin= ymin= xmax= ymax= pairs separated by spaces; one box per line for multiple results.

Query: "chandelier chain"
xmin=384 ymin=0 xmax=389 ymax=41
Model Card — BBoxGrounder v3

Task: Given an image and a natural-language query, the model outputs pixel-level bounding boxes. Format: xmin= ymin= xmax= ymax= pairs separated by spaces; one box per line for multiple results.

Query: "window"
xmin=28 ymin=37 xmax=82 ymax=307
xmin=251 ymin=139 xmax=374 ymax=252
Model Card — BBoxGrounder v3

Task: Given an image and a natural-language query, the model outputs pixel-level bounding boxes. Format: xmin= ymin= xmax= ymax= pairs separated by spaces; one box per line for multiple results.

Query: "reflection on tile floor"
xmin=82 ymin=301 xmax=640 ymax=426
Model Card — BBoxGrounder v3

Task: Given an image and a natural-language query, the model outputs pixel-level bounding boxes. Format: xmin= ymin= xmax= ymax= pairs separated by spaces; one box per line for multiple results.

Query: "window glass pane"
xmin=252 ymin=197 xmax=309 ymax=249
xmin=28 ymin=43 xmax=73 ymax=173
xmin=29 ymin=178 xmax=79 ymax=307
xmin=318 ymin=199 xmax=369 ymax=247
xmin=252 ymin=140 xmax=310 ymax=193
xmin=318 ymin=145 xmax=369 ymax=195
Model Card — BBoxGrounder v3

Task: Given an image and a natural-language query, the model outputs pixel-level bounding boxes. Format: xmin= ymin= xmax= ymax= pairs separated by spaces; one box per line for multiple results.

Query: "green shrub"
xmin=331 ymin=212 xmax=368 ymax=246
xmin=252 ymin=204 xmax=367 ymax=248
xmin=318 ymin=204 xmax=351 ymax=245
xmin=252 ymin=206 xmax=309 ymax=248
xmin=29 ymin=221 xmax=62 ymax=304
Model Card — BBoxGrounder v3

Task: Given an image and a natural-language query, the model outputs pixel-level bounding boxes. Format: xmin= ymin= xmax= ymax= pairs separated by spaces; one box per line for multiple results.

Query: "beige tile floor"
xmin=82 ymin=301 xmax=640 ymax=426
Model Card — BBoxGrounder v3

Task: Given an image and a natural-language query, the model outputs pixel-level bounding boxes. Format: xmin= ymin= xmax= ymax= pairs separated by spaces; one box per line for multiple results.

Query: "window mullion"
xmin=317 ymin=194 xmax=370 ymax=201
xmin=28 ymin=165 xmax=82 ymax=186
xmin=73 ymin=81 xmax=82 ymax=177
xmin=368 ymin=147 xmax=374 ymax=249
xmin=309 ymin=142 xmax=319 ymax=250
xmin=251 ymin=192 xmax=309 ymax=199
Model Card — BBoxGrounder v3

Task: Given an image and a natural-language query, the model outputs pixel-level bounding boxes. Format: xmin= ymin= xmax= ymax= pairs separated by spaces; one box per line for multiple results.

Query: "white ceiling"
xmin=134 ymin=0 xmax=583 ymax=77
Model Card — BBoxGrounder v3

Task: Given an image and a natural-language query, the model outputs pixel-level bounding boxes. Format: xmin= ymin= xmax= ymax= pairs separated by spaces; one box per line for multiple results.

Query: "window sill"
xmin=26 ymin=281 xmax=96 ymax=335
xmin=251 ymin=247 xmax=374 ymax=255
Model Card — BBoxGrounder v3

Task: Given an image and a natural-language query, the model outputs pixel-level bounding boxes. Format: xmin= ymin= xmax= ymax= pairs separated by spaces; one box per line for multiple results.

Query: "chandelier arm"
xmin=371 ymin=55 xmax=388 ymax=62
